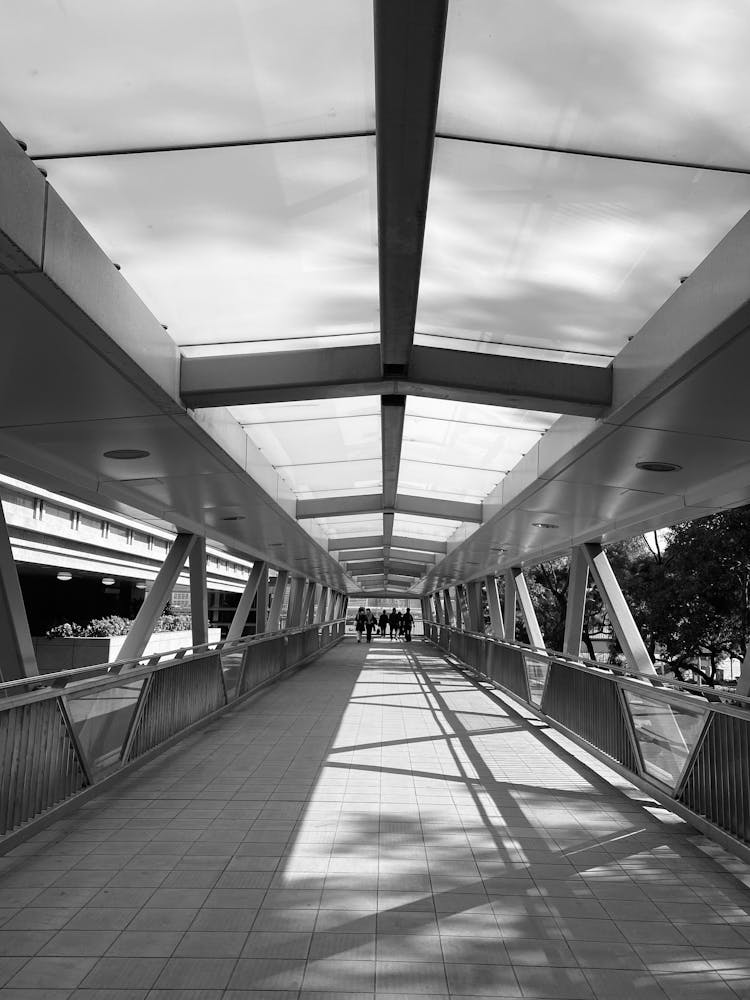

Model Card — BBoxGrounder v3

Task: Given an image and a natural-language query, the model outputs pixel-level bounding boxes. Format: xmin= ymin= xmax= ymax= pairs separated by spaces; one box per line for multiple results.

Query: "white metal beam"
xmin=563 ymin=547 xmax=589 ymax=657
xmin=0 ymin=498 xmax=38 ymax=680
xmin=504 ymin=569 xmax=517 ymax=642
xmin=485 ymin=575 xmax=505 ymax=639
xmin=189 ymin=535 xmax=209 ymax=646
xmin=511 ymin=566 xmax=544 ymax=650
xmin=119 ymin=533 xmax=197 ymax=662
xmin=583 ymin=543 xmax=656 ymax=676
xmin=226 ymin=560 xmax=266 ymax=642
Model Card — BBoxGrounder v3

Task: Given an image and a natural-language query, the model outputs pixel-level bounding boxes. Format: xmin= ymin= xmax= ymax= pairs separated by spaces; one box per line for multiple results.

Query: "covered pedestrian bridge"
xmin=3 ymin=2 xmax=750 ymax=994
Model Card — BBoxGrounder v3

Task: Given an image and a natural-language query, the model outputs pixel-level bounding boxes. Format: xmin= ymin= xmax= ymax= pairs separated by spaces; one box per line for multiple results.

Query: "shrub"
xmin=46 ymin=613 xmax=192 ymax=638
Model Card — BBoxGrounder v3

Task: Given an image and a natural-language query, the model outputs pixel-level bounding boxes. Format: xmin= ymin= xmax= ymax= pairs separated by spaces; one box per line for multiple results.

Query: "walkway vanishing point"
xmin=1 ymin=638 xmax=750 ymax=1000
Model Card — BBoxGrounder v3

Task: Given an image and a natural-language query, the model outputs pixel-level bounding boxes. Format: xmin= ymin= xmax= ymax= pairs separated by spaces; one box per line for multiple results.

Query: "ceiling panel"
xmin=39 ymin=137 xmax=378 ymax=348
xmin=439 ymin=0 xmax=750 ymax=168
xmin=1 ymin=0 xmax=374 ymax=154
xmin=417 ymin=138 xmax=750 ymax=358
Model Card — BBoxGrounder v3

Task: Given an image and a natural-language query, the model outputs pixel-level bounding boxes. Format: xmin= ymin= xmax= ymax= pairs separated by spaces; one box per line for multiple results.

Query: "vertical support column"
xmin=583 ymin=543 xmax=656 ymax=675
xmin=454 ymin=586 xmax=465 ymax=629
xmin=421 ymin=597 xmax=432 ymax=623
xmin=443 ymin=589 xmax=454 ymax=627
xmin=504 ymin=568 xmax=517 ymax=643
xmin=301 ymin=581 xmax=316 ymax=624
xmin=485 ymin=575 xmax=504 ymax=639
xmin=432 ymin=592 xmax=444 ymax=624
xmin=467 ymin=580 xmax=484 ymax=633
xmin=120 ymin=533 xmax=197 ymax=662
xmin=189 ymin=536 xmax=209 ymax=646
xmin=267 ymin=570 xmax=289 ymax=632
xmin=255 ymin=566 xmax=268 ymax=635
xmin=287 ymin=576 xmax=306 ymax=628
xmin=226 ymin=560 xmax=266 ymax=642
xmin=563 ymin=547 xmax=589 ymax=657
xmin=511 ymin=566 xmax=545 ymax=650
xmin=316 ymin=586 xmax=329 ymax=623
xmin=0 ymin=497 xmax=38 ymax=680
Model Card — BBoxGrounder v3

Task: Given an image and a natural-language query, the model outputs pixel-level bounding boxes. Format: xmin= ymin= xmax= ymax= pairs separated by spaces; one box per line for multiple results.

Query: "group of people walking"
xmin=355 ymin=606 xmax=414 ymax=643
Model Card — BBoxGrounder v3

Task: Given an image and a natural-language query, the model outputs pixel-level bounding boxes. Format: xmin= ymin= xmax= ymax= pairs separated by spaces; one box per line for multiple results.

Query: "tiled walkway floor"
xmin=2 ymin=638 xmax=750 ymax=999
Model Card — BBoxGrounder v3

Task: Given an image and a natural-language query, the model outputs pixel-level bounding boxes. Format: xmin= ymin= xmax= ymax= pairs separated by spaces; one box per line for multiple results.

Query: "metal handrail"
xmin=429 ymin=622 xmax=750 ymax=711
xmin=0 ymin=618 xmax=347 ymax=702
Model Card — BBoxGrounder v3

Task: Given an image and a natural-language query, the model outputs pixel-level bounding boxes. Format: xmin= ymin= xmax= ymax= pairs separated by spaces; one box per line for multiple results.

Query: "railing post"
xmin=189 ymin=536 xmax=209 ymax=647
xmin=119 ymin=533 xmax=197 ymax=662
xmin=227 ymin=561 xmax=266 ymax=642
xmin=563 ymin=546 xmax=589 ymax=657
xmin=485 ymin=575 xmax=505 ymax=638
xmin=583 ymin=543 xmax=656 ymax=676
xmin=511 ymin=566 xmax=545 ymax=650
xmin=0 ymin=497 xmax=38 ymax=680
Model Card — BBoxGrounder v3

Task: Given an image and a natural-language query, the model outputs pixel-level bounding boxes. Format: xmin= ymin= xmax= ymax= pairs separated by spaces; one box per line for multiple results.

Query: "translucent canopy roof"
xmin=1 ymin=0 xmax=374 ymax=153
xmin=416 ymin=138 xmax=750 ymax=358
xmin=401 ymin=397 xmax=555 ymax=503
xmin=439 ymin=0 xmax=750 ymax=167
xmin=4 ymin=1 xmax=750 ymax=594
xmin=235 ymin=398 xmax=381 ymax=500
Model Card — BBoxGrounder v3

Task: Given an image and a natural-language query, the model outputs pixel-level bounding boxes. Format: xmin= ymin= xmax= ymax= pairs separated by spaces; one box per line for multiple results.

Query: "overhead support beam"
xmin=119 ymin=533 xmax=197 ymax=662
xmin=297 ymin=493 xmax=482 ymax=523
xmin=329 ymin=535 xmax=383 ymax=552
xmin=390 ymin=548 xmax=435 ymax=565
xmin=382 ymin=395 xmax=405 ymax=509
xmin=181 ymin=344 xmax=611 ymax=417
xmin=392 ymin=535 xmax=447 ymax=555
xmin=342 ymin=548 xmax=385 ymax=562
xmin=375 ymin=0 xmax=448 ymax=369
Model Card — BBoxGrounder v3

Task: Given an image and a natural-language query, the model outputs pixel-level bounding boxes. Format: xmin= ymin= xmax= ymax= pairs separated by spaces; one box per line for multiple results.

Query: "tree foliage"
xmin=512 ymin=506 xmax=750 ymax=686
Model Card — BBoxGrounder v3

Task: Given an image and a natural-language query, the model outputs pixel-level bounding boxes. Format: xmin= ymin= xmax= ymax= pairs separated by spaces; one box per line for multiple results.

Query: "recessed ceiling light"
xmin=135 ymin=581 xmax=147 ymax=590
xmin=103 ymin=449 xmax=150 ymax=460
xmin=101 ymin=577 xmax=115 ymax=586
xmin=532 ymin=521 xmax=559 ymax=529
xmin=635 ymin=461 xmax=682 ymax=473
xmin=56 ymin=570 xmax=72 ymax=581
xmin=221 ymin=515 xmax=245 ymax=521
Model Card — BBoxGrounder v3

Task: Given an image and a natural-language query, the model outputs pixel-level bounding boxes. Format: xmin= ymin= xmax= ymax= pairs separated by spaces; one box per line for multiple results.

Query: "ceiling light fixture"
xmin=635 ymin=461 xmax=682 ymax=473
xmin=532 ymin=521 xmax=559 ymax=529
xmin=221 ymin=515 xmax=245 ymax=521
xmin=135 ymin=581 xmax=147 ymax=590
xmin=101 ymin=577 xmax=115 ymax=586
xmin=103 ymin=449 xmax=150 ymax=460
xmin=56 ymin=570 xmax=72 ymax=581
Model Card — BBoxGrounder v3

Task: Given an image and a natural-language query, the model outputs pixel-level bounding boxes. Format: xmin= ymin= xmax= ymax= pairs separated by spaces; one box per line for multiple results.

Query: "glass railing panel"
xmin=623 ymin=688 xmax=708 ymax=789
xmin=65 ymin=678 xmax=145 ymax=775
xmin=523 ymin=652 xmax=550 ymax=705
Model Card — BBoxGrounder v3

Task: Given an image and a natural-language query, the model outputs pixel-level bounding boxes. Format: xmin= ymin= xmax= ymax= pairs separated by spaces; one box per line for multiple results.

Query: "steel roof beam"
xmin=375 ymin=0 xmax=448 ymax=370
xmin=328 ymin=535 xmax=383 ymax=552
xmin=297 ymin=493 xmax=482 ymax=523
xmin=180 ymin=344 xmax=611 ymax=417
xmin=392 ymin=535 xmax=447 ymax=554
